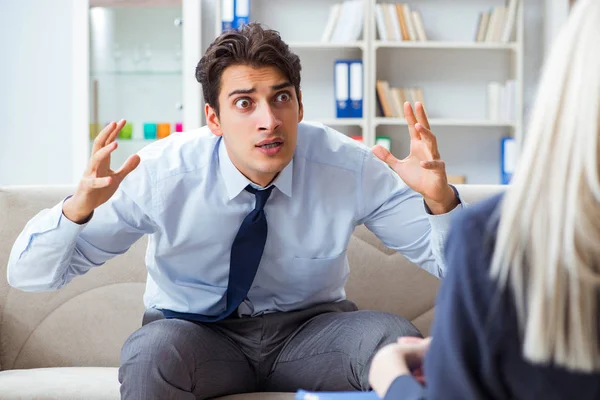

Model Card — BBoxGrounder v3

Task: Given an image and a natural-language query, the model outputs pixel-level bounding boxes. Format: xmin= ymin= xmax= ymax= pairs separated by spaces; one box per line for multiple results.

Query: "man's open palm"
xmin=373 ymin=102 xmax=450 ymax=205
xmin=64 ymin=120 xmax=140 ymax=222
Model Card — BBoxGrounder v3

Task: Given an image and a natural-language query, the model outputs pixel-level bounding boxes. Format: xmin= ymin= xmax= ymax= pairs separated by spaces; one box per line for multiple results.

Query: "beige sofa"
xmin=0 ymin=184 xmax=504 ymax=400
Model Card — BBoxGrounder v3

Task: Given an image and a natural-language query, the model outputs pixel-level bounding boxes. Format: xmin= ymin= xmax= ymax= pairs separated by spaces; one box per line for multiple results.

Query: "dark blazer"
xmin=385 ymin=194 xmax=600 ymax=400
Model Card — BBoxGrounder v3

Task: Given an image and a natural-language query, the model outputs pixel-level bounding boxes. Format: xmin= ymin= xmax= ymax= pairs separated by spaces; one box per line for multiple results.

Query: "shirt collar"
xmin=218 ymin=138 xmax=293 ymax=200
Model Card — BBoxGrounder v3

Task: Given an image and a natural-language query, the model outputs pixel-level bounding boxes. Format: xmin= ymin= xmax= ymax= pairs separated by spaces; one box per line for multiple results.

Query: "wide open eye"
xmin=235 ymin=98 xmax=252 ymax=109
xmin=275 ymin=92 xmax=291 ymax=103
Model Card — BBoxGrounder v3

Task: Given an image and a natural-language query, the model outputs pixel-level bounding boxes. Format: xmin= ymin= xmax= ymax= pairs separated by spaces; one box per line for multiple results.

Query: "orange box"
xmin=157 ymin=123 xmax=171 ymax=139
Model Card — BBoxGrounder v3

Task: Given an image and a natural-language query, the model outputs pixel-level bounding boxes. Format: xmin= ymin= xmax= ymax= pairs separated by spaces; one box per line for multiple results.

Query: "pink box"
xmin=175 ymin=122 xmax=183 ymax=132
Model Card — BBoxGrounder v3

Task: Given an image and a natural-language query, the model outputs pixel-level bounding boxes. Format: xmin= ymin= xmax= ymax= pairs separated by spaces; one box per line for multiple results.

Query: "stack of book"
xmin=487 ymin=80 xmax=516 ymax=122
xmin=374 ymin=3 xmax=427 ymax=42
xmin=375 ymin=80 xmax=425 ymax=118
xmin=321 ymin=0 xmax=365 ymax=43
xmin=474 ymin=0 xmax=520 ymax=43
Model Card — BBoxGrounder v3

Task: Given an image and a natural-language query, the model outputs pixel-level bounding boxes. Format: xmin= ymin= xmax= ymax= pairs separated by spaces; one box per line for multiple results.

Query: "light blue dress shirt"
xmin=7 ymin=121 xmax=463 ymax=317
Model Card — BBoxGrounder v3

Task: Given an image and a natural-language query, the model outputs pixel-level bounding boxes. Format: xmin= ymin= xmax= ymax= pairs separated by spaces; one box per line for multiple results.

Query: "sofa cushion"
xmin=0 ymin=367 xmax=120 ymax=399
xmin=0 ymin=367 xmax=296 ymax=400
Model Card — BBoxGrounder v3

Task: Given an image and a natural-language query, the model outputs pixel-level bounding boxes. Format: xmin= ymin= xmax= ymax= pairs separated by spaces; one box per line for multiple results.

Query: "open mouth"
xmin=257 ymin=142 xmax=283 ymax=149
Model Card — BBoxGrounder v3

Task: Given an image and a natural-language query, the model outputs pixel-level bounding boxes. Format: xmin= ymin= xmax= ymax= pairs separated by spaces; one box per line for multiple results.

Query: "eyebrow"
xmin=227 ymin=81 xmax=294 ymax=98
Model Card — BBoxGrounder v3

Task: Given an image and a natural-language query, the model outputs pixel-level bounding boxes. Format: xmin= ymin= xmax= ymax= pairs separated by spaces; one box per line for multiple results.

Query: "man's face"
xmin=206 ymin=64 xmax=303 ymax=187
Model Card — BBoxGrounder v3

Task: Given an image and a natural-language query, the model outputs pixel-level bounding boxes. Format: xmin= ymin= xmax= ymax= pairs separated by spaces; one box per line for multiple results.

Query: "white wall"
xmin=0 ymin=0 xmax=74 ymax=186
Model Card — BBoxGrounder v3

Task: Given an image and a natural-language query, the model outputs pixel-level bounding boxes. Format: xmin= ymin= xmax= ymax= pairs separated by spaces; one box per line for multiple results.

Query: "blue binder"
xmin=334 ymin=60 xmax=351 ymax=118
xmin=221 ymin=0 xmax=235 ymax=32
xmin=501 ymin=136 xmax=516 ymax=184
xmin=335 ymin=60 xmax=363 ymax=118
xmin=221 ymin=0 xmax=250 ymax=31
xmin=234 ymin=0 xmax=250 ymax=29
xmin=349 ymin=60 xmax=363 ymax=118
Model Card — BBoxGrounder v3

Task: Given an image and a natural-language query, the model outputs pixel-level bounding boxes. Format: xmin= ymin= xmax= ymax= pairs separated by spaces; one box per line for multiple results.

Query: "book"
xmin=348 ymin=0 xmax=365 ymax=42
xmin=234 ymin=0 xmax=250 ymax=29
xmin=389 ymin=88 xmax=405 ymax=117
xmin=403 ymin=4 xmax=418 ymax=41
xmin=376 ymin=80 xmax=395 ymax=117
xmin=221 ymin=0 xmax=235 ymax=32
xmin=412 ymin=10 xmax=428 ymax=41
xmin=387 ymin=3 xmax=402 ymax=41
xmin=414 ymin=87 xmax=425 ymax=104
xmin=321 ymin=4 xmax=342 ymax=42
xmin=502 ymin=0 xmax=520 ymax=43
xmin=335 ymin=61 xmax=350 ymax=118
xmin=396 ymin=4 xmax=410 ymax=41
xmin=349 ymin=60 xmax=364 ymax=118
xmin=392 ymin=88 xmax=407 ymax=116
xmin=448 ymin=175 xmax=466 ymax=184
xmin=475 ymin=12 xmax=490 ymax=42
xmin=501 ymin=136 xmax=517 ymax=184
xmin=382 ymin=2 xmax=396 ymax=42
xmin=375 ymin=4 xmax=388 ymax=41
xmin=296 ymin=390 xmax=379 ymax=400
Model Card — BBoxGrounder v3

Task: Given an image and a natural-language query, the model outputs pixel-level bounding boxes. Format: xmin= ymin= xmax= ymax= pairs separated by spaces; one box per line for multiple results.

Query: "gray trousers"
xmin=118 ymin=300 xmax=421 ymax=399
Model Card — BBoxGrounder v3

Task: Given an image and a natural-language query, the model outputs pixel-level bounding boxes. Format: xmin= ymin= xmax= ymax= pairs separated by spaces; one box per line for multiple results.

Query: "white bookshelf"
xmin=211 ymin=0 xmax=526 ymax=184
xmin=367 ymin=0 xmax=525 ymax=184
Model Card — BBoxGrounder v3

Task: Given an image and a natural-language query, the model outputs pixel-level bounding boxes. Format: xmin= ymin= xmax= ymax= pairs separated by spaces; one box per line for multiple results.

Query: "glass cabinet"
xmin=87 ymin=0 xmax=202 ymax=170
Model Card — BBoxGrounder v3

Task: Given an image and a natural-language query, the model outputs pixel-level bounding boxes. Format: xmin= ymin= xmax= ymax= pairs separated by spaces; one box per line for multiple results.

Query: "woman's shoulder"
xmin=447 ymin=192 xmax=504 ymax=265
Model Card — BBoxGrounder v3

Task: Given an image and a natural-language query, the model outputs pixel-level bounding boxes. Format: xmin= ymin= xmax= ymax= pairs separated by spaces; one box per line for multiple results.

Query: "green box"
xmin=119 ymin=122 xmax=133 ymax=139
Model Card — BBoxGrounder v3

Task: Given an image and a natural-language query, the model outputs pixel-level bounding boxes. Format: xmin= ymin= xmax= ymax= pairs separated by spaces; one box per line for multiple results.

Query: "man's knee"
xmin=335 ymin=311 xmax=422 ymax=389
xmin=119 ymin=319 xmax=199 ymax=383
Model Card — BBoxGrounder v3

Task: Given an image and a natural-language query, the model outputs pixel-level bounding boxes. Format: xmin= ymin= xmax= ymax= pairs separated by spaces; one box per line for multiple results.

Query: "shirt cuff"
xmin=57 ymin=195 xmax=92 ymax=235
xmin=383 ymin=375 xmax=427 ymax=400
xmin=425 ymin=185 xmax=464 ymax=233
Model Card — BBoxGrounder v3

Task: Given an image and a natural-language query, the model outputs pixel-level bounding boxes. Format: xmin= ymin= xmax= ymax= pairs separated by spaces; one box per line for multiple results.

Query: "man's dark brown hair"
xmin=196 ymin=23 xmax=302 ymax=117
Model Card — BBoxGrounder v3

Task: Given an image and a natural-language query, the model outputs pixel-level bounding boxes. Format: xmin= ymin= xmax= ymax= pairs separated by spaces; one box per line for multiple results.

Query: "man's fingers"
xmin=91 ymin=119 xmax=126 ymax=154
xmin=420 ymin=160 xmax=446 ymax=171
xmin=414 ymin=102 xmax=431 ymax=130
xmin=372 ymin=145 xmax=399 ymax=169
xmin=106 ymin=119 xmax=126 ymax=145
xmin=113 ymin=154 xmax=141 ymax=182
xmin=84 ymin=176 xmax=113 ymax=189
xmin=90 ymin=141 xmax=118 ymax=171
xmin=404 ymin=102 xmax=421 ymax=141
xmin=415 ymin=123 xmax=440 ymax=160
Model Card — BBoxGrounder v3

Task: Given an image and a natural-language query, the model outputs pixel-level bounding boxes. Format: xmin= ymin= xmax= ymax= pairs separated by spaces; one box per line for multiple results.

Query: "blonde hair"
xmin=490 ymin=0 xmax=600 ymax=372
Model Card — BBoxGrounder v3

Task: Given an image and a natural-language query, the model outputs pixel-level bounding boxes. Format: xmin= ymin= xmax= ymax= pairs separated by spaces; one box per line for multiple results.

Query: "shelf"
xmin=288 ymin=41 xmax=365 ymax=50
xmin=91 ymin=70 xmax=182 ymax=76
xmin=374 ymin=41 xmax=518 ymax=51
xmin=90 ymin=0 xmax=181 ymax=7
xmin=311 ymin=118 xmax=364 ymax=127
xmin=375 ymin=118 xmax=516 ymax=128
xmin=89 ymin=138 xmax=160 ymax=143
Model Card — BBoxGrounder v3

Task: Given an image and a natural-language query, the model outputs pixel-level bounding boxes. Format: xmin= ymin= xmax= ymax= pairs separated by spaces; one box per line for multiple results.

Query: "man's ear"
xmin=206 ymin=104 xmax=223 ymax=136
xmin=297 ymin=90 xmax=304 ymax=122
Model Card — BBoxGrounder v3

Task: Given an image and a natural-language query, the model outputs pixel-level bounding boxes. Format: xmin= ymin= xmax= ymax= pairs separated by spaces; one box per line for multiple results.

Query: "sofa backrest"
xmin=0 ymin=184 xmax=504 ymax=371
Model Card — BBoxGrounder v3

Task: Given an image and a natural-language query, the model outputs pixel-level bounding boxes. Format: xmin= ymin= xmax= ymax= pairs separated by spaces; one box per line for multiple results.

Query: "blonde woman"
xmin=369 ymin=0 xmax=600 ymax=398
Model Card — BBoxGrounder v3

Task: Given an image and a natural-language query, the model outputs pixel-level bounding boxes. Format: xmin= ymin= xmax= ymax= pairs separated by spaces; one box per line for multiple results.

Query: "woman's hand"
xmin=369 ymin=336 xmax=432 ymax=398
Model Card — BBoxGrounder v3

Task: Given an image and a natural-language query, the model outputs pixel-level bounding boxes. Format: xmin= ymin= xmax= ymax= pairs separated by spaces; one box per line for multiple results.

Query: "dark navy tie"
xmin=161 ymin=185 xmax=273 ymax=322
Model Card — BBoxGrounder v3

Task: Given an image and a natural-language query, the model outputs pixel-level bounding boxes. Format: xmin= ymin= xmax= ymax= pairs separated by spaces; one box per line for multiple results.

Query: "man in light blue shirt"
xmin=8 ymin=23 xmax=463 ymax=399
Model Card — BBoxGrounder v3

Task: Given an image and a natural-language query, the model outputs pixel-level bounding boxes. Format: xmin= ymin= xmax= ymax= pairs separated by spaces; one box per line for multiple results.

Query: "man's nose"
xmin=257 ymin=103 xmax=282 ymax=132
